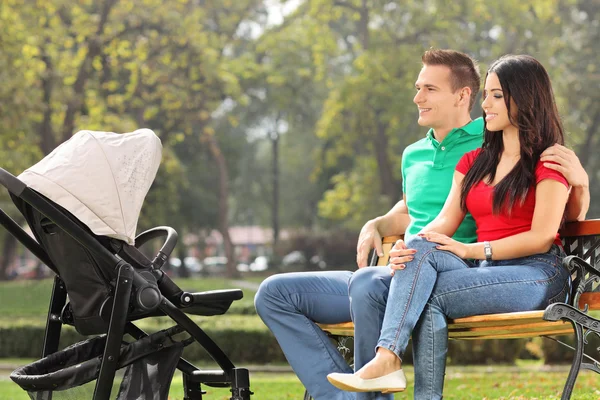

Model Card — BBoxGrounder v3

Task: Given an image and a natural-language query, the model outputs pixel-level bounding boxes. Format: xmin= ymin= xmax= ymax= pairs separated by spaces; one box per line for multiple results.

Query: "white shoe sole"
xmin=327 ymin=371 xmax=406 ymax=393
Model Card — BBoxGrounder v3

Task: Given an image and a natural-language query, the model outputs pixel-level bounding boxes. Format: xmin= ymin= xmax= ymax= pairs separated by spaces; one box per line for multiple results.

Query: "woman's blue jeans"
xmin=350 ymin=236 xmax=570 ymax=400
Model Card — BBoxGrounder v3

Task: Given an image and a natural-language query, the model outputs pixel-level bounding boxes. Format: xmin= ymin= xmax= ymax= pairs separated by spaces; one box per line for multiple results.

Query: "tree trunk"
xmin=205 ymin=134 xmax=238 ymax=278
xmin=61 ymin=0 xmax=118 ymax=142
xmin=576 ymin=110 xmax=600 ymax=215
xmin=271 ymin=131 xmax=280 ymax=250
xmin=358 ymin=5 xmax=399 ymax=204
xmin=374 ymin=112 xmax=400 ymax=205
xmin=40 ymin=41 xmax=56 ymax=155
xmin=577 ymin=110 xmax=600 ymax=168
xmin=359 ymin=0 xmax=369 ymax=50
xmin=0 ymin=233 xmax=18 ymax=281
xmin=177 ymin=239 xmax=190 ymax=278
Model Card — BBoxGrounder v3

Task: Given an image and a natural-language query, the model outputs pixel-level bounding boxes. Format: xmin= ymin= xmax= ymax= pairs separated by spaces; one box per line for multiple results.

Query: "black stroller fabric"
xmin=11 ymin=327 xmax=186 ymax=400
xmin=13 ymin=195 xmax=117 ymax=335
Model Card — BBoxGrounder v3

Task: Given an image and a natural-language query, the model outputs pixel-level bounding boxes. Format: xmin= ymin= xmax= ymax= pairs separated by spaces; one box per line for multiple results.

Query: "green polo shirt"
xmin=402 ymin=118 xmax=484 ymax=243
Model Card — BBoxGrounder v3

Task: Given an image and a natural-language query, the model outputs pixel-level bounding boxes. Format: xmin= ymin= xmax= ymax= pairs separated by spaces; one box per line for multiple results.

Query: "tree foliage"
xmin=0 ymin=0 xmax=598 ymax=278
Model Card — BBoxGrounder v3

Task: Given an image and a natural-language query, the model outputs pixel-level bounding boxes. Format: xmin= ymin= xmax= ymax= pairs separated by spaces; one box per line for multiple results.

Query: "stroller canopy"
xmin=19 ymin=129 xmax=162 ymax=245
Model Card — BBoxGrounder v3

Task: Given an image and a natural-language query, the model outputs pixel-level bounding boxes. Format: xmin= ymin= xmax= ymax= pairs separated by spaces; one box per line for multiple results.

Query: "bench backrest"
xmin=561 ymin=220 xmax=600 ymax=270
xmin=560 ymin=220 xmax=600 ymax=310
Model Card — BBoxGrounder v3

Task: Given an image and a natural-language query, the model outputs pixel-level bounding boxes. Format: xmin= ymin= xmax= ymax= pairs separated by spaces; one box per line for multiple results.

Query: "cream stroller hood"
xmin=19 ymin=129 xmax=162 ymax=245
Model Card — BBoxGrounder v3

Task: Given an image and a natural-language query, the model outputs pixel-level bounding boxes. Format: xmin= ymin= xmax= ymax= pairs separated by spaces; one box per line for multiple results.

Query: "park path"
xmin=231 ymin=279 xmax=260 ymax=291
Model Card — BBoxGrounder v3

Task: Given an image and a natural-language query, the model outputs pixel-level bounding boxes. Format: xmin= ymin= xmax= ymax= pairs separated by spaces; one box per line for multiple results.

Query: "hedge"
xmin=0 ymin=324 xmax=581 ymax=366
xmin=0 ymin=325 xmax=287 ymax=364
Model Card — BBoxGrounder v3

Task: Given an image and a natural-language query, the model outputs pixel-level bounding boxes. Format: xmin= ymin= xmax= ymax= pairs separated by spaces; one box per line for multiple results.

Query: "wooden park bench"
xmin=310 ymin=220 xmax=600 ymax=400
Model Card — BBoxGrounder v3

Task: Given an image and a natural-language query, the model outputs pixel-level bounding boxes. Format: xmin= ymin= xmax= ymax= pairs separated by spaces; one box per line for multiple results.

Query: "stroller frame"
xmin=0 ymin=167 xmax=252 ymax=400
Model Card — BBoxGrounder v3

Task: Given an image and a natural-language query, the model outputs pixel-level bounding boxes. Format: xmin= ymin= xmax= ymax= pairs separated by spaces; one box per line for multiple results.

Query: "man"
xmin=254 ymin=49 xmax=589 ymax=400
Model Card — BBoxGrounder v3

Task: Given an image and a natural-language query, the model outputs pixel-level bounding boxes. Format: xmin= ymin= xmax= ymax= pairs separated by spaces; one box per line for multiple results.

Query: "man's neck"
xmin=431 ymin=115 xmax=473 ymax=142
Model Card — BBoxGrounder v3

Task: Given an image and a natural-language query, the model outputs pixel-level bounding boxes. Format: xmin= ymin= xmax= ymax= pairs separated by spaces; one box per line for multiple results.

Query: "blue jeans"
xmin=255 ymin=271 xmax=392 ymax=400
xmin=350 ymin=236 xmax=570 ymax=400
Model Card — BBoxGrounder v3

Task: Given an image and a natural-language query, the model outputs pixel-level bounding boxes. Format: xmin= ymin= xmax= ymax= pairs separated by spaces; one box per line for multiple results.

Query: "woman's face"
xmin=482 ymin=72 xmax=516 ymax=132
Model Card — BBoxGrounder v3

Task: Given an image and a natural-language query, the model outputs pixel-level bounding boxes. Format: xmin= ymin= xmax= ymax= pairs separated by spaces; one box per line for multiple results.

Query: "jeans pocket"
xmin=548 ymin=278 xmax=570 ymax=305
xmin=549 ymin=244 xmax=567 ymax=259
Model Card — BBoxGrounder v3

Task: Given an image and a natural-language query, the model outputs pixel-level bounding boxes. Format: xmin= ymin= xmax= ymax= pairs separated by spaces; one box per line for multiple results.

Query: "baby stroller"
xmin=1 ymin=129 xmax=252 ymax=399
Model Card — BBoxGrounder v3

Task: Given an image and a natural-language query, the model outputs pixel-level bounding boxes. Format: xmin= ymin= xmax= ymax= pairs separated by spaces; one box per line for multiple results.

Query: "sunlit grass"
xmin=2 ymin=365 xmax=600 ymax=400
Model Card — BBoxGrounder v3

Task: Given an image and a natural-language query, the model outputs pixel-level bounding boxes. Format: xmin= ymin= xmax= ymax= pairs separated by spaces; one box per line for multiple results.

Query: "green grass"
xmin=2 ymin=366 xmax=600 ymax=399
xmin=0 ymin=279 xmax=53 ymax=318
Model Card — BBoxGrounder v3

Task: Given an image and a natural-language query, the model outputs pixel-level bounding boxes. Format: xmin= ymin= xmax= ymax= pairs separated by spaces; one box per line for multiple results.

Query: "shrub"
xmin=0 ymin=325 xmax=286 ymax=364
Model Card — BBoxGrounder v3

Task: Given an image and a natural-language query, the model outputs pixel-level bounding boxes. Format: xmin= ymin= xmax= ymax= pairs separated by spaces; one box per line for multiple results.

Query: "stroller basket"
xmin=11 ymin=327 xmax=187 ymax=399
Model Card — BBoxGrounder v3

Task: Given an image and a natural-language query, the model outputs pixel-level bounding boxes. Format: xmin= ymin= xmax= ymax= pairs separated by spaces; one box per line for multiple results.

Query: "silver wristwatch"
xmin=484 ymin=241 xmax=493 ymax=261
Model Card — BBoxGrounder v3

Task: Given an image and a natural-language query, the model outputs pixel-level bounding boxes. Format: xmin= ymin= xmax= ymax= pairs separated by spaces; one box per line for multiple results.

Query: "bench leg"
xmin=561 ymin=322 xmax=584 ymax=400
xmin=544 ymin=302 xmax=600 ymax=400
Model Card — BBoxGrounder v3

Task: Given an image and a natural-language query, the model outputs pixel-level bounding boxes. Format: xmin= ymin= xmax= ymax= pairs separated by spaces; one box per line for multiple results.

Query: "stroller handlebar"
xmin=0 ymin=168 xmax=26 ymax=196
xmin=135 ymin=226 xmax=178 ymax=269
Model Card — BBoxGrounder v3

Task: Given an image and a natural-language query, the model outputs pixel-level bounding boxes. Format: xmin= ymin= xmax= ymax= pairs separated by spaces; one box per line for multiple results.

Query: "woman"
xmin=327 ymin=54 xmax=572 ymax=399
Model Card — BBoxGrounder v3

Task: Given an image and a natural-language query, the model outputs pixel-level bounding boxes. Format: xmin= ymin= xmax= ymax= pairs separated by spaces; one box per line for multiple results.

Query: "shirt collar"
xmin=426 ymin=117 xmax=484 ymax=141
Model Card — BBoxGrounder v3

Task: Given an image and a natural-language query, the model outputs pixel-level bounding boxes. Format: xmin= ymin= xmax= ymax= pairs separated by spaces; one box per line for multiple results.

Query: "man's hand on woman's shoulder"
xmin=540 ymin=144 xmax=589 ymax=188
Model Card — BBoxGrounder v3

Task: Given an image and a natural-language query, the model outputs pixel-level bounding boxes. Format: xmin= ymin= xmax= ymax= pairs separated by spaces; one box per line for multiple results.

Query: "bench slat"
xmin=450 ymin=310 xmax=547 ymax=326
xmin=449 ymin=321 xmax=571 ymax=336
xmin=451 ymin=328 xmax=574 ymax=340
xmin=317 ymin=300 xmax=600 ymax=340
xmin=318 ymin=319 xmax=574 ymax=339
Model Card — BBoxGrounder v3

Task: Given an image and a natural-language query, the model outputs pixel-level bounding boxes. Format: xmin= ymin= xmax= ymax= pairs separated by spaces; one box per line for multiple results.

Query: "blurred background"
xmin=0 ymin=0 xmax=598 ymax=279
xmin=1 ymin=2 xmax=600 ymax=398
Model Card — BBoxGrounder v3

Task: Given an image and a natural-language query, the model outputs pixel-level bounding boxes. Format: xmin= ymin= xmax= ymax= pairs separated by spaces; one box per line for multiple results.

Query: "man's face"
xmin=413 ymin=64 xmax=461 ymax=130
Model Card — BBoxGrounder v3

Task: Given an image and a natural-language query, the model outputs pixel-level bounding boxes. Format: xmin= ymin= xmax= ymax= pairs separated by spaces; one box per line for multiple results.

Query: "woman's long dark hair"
xmin=460 ymin=55 xmax=565 ymax=214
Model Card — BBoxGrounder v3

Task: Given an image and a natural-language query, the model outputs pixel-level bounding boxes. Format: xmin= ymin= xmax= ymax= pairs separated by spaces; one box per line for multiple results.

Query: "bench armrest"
xmin=372 ymin=235 xmax=404 ymax=266
xmin=560 ymin=219 xmax=600 ymax=238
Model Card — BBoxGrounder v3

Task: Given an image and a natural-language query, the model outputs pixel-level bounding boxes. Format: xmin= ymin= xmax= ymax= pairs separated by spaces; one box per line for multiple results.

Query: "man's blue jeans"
xmin=350 ymin=236 xmax=570 ymax=400
xmin=255 ymin=271 xmax=392 ymax=400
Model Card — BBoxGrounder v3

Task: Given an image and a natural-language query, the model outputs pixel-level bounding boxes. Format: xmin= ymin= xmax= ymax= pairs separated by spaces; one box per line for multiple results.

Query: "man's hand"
xmin=389 ymin=239 xmax=416 ymax=276
xmin=540 ymin=144 xmax=589 ymax=188
xmin=356 ymin=219 xmax=383 ymax=268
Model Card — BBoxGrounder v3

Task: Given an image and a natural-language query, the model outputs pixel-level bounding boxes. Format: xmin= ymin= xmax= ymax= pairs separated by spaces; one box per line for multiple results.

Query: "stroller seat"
xmin=0 ymin=129 xmax=252 ymax=400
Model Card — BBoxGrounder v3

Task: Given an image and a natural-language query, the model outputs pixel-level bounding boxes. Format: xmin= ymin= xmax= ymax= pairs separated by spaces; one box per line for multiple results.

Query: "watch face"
xmin=484 ymin=243 xmax=492 ymax=259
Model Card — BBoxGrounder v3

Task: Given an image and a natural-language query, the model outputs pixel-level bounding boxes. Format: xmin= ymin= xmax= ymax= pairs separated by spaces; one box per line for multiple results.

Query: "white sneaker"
xmin=327 ymin=369 xmax=407 ymax=393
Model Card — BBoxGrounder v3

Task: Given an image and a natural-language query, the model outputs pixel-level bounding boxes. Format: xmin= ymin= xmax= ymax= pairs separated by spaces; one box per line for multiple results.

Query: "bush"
xmin=5 ymin=321 xmax=584 ymax=367
xmin=326 ymin=336 xmax=526 ymax=366
xmin=447 ymin=339 xmax=525 ymax=365
xmin=0 ymin=326 xmax=86 ymax=358
xmin=540 ymin=332 xmax=600 ymax=365
xmin=183 ymin=329 xmax=285 ymax=364
xmin=0 ymin=324 xmax=286 ymax=364
xmin=277 ymin=229 xmax=358 ymax=270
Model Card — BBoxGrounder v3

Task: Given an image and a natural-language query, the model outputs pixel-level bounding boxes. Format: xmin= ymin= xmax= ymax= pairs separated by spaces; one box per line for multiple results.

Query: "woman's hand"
xmin=389 ymin=239 xmax=416 ymax=276
xmin=419 ymin=232 xmax=470 ymax=259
